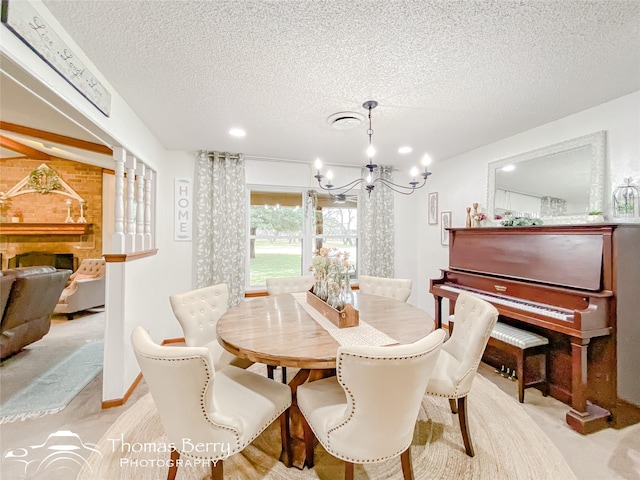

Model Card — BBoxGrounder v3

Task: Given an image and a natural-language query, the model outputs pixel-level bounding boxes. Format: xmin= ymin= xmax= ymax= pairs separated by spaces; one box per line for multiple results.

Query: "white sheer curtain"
xmin=359 ymin=166 xmax=395 ymax=277
xmin=194 ymin=151 xmax=246 ymax=306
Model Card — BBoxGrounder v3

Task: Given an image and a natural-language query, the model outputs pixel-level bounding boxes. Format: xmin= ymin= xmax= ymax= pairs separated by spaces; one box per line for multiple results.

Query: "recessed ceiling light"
xmin=229 ymin=128 xmax=246 ymax=137
xmin=398 ymin=146 xmax=412 ymax=154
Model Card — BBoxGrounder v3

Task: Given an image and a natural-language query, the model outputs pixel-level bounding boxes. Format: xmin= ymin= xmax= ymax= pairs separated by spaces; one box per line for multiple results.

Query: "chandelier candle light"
xmin=314 ymin=100 xmax=433 ymax=196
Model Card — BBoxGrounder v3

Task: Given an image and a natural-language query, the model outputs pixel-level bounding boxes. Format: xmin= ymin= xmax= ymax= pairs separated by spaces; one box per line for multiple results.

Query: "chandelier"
xmin=314 ymin=100 xmax=432 ymax=196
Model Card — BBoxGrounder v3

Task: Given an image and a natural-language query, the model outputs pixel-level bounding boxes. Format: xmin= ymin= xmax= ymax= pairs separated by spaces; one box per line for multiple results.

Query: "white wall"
xmin=0 ymin=2 xmax=191 ymax=401
xmin=415 ymin=91 xmax=640 ymax=319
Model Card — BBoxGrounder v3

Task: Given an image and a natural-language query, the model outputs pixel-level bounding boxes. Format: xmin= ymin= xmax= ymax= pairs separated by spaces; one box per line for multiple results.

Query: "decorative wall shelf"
xmin=0 ymin=223 xmax=92 ymax=235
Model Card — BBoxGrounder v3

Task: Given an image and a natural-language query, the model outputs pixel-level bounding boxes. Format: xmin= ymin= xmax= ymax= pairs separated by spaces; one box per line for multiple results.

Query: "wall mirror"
xmin=487 ymin=131 xmax=606 ymax=224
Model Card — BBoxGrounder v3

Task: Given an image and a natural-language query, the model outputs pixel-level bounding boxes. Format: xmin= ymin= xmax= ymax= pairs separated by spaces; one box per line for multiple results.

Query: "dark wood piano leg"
xmin=433 ymin=295 xmax=443 ymax=330
xmin=565 ymin=337 xmax=611 ymax=434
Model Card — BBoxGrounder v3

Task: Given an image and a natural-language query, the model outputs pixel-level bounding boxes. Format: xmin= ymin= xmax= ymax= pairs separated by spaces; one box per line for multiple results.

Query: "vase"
xmin=474 ymin=219 xmax=482 ymax=228
xmin=586 ymin=214 xmax=604 ymax=223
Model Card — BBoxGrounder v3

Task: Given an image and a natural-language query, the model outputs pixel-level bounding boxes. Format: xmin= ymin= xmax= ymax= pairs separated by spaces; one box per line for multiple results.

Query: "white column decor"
xmin=111 ymin=147 xmax=126 ymax=253
xmin=144 ymin=168 xmax=153 ymax=249
xmin=135 ymin=163 xmax=145 ymax=251
xmin=125 ymin=154 xmax=137 ymax=252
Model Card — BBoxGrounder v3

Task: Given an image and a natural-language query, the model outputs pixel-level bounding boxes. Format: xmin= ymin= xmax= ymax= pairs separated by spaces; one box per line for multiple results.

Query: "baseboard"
xmin=102 ymin=372 xmax=142 ymax=409
xmin=101 ymin=337 xmax=185 ymax=409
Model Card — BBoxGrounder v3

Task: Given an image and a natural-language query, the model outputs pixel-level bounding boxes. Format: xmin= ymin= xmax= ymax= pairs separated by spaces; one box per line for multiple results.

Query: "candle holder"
xmin=65 ymin=199 xmax=74 ymax=223
xmin=77 ymin=200 xmax=87 ymax=223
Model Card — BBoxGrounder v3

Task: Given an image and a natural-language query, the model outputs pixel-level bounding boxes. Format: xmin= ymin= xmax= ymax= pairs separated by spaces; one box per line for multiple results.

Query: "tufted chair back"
xmin=266 ymin=276 xmax=314 ymax=295
xmin=71 ymin=258 xmax=105 ymax=280
xmin=429 ymin=292 xmax=499 ymax=397
xmin=424 ymin=292 xmax=498 ymax=457
xmin=169 ymin=283 xmax=252 ymax=371
xmin=358 ymin=275 xmax=412 ymax=302
xmin=131 ymin=327 xmax=292 ymax=479
xmin=298 ymin=329 xmax=445 ymax=477
xmin=169 ymin=283 xmax=229 ymax=348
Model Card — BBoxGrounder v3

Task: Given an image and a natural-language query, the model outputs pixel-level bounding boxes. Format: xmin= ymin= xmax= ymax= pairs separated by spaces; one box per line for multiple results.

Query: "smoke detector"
xmin=327 ymin=111 xmax=364 ymax=130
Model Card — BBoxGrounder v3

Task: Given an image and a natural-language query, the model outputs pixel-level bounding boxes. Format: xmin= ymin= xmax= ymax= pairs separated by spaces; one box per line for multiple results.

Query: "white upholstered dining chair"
xmin=131 ymin=327 xmax=291 ymax=480
xmin=169 ymin=283 xmax=252 ymax=371
xmin=297 ymin=329 xmax=446 ymax=480
xmin=265 ymin=275 xmax=314 ymax=384
xmin=424 ymin=292 xmax=499 ymax=457
xmin=358 ymin=275 xmax=412 ymax=302
xmin=265 ymin=275 xmax=315 ymax=295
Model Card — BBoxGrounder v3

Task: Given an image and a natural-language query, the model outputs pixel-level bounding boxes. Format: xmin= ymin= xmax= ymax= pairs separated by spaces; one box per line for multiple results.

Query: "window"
xmin=247 ymin=189 xmax=358 ymax=289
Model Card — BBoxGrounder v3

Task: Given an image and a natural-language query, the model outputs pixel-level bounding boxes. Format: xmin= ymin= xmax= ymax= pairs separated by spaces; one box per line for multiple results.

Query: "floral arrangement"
xmin=493 ymin=214 xmax=503 ymax=220
xmin=500 ymin=216 xmax=544 ymax=227
xmin=309 ymin=248 xmax=353 ymax=310
xmin=473 ymin=212 xmax=487 ymax=222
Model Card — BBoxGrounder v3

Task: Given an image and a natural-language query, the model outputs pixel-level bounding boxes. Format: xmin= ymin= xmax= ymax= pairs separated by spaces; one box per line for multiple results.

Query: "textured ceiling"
xmin=6 ymin=1 xmax=640 ymax=170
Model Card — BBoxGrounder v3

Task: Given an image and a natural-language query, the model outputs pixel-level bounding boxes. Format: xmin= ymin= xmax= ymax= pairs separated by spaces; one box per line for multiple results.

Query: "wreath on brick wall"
xmin=28 ymin=165 xmax=62 ymax=193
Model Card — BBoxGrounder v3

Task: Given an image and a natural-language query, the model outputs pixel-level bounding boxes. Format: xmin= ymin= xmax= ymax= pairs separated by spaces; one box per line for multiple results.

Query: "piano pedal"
xmin=509 ymin=370 xmax=517 ymax=381
xmin=495 ymin=364 xmax=503 ymax=374
xmin=502 ymin=367 xmax=511 ymax=378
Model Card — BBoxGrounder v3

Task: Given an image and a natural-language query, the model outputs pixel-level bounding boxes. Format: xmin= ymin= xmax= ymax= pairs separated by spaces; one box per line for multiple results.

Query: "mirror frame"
xmin=487 ymin=131 xmax=606 ymax=225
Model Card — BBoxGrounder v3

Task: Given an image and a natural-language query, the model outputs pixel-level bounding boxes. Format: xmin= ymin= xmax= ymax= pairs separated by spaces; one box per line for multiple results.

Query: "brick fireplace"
xmin=0 ymin=157 xmax=104 ymax=270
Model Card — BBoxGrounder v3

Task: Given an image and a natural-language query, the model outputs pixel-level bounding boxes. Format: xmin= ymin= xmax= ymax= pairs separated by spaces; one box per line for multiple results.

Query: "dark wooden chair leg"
xmin=400 ymin=447 xmax=414 ymax=480
xmin=449 ymin=398 xmax=458 ymax=414
xmin=282 ymin=367 xmax=287 ymax=384
xmin=211 ymin=459 xmax=223 ymax=480
xmin=302 ymin=413 xmax=315 ymax=467
xmin=167 ymin=449 xmax=180 ymax=480
xmin=279 ymin=410 xmax=292 ymax=466
xmin=457 ymin=396 xmax=475 ymax=457
xmin=267 ymin=365 xmax=275 ymax=380
xmin=345 ymin=461 xmax=354 ymax=480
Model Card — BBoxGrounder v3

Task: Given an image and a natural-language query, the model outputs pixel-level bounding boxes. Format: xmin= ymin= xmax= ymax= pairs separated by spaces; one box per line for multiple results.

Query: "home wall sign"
xmin=1 ymin=0 xmax=111 ymax=116
xmin=174 ymin=178 xmax=192 ymax=242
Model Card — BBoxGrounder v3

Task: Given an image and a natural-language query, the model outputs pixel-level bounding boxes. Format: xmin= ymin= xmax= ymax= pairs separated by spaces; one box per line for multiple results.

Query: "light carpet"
xmin=77 ymin=370 xmax=575 ymax=480
xmin=0 ymin=340 xmax=103 ymax=424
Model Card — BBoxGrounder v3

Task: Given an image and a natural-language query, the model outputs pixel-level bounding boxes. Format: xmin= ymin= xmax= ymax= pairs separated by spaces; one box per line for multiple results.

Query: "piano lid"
xmin=448 ymin=226 xmax=607 ymax=291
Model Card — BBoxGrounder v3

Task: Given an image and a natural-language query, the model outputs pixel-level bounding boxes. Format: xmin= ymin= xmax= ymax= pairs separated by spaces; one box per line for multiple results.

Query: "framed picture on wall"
xmin=428 ymin=192 xmax=438 ymax=225
xmin=441 ymin=211 xmax=451 ymax=246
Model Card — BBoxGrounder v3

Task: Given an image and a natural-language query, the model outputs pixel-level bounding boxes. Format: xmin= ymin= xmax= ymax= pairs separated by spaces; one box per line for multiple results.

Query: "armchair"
xmin=358 ymin=275 xmax=412 ymax=302
xmin=131 ymin=327 xmax=291 ymax=480
xmin=424 ymin=292 xmax=499 ymax=457
xmin=1 ymin=266 xmax=71 ymax=359
xmin=54 ymin=258 xmax=105 ymax=319
xmin=297 ymin=329 xmax=446 ymax=479
xmin=169 ymin=283 xmax=252 ymax=371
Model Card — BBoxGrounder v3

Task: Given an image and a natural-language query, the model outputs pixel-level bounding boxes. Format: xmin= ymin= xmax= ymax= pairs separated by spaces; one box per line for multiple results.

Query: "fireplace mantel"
xmin=0 ymin=223 xmax=92 ymax=235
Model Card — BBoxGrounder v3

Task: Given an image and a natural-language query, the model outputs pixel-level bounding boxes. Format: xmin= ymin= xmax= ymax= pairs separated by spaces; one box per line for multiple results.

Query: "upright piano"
xmin=430 ymin=224 xmax=640 ymax=433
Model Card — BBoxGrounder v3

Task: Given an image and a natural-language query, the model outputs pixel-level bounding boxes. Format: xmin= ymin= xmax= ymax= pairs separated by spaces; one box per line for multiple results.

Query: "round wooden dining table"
xmin=217 ymin=291 xmax=436 ymax=469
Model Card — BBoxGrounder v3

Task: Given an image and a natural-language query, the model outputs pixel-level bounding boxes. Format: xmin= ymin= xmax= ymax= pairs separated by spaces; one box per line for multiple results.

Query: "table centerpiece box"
xmin=306 ymin=290 xmax=359 ymax=328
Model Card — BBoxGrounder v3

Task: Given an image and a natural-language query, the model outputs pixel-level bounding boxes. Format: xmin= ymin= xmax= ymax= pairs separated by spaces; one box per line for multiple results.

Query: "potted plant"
xmin=587 ymin=211 xmax=605 ymax=223
xmin=10 ymin=208 xmax=23 ymax=223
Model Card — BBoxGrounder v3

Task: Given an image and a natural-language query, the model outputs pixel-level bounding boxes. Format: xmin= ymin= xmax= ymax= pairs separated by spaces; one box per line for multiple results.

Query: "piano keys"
xmin=430 ymin=224 xmax=640 ymax=434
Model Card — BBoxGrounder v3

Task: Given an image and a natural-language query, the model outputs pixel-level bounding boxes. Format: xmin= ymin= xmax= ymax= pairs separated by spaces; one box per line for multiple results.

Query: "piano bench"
xmin=488 ymin=322 xmax=549 ymax=403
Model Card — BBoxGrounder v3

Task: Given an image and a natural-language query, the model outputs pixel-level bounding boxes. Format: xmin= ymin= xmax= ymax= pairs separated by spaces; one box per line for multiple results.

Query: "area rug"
xmin=77 ymin=370 xmax=575 ymax=480
xmin=0 ymin=340 xmax=103 ymax=424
